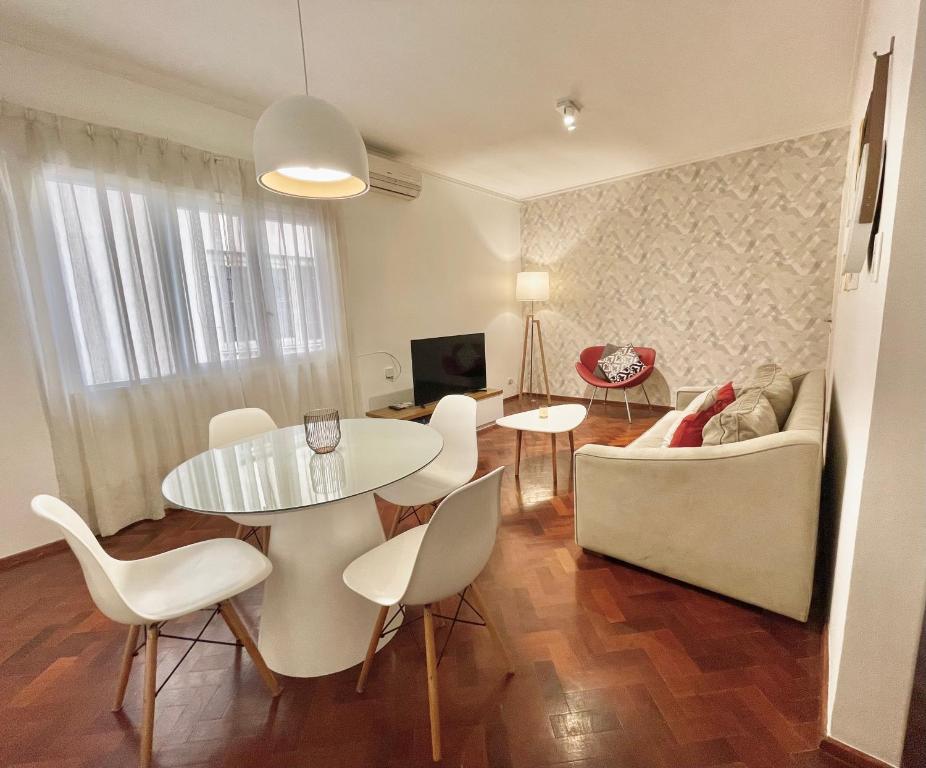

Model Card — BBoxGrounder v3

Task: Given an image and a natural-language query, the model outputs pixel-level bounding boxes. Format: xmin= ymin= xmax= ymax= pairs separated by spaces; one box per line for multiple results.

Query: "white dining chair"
xmin=209 ymin=407 xmax=277 ymax=550
xmin=31 ymin=494 xmax=282 ymax=768
xmin=377 ymin=394 xmax=478 ymax=538
xmin=343 ymin=466 xmax=512 ymax=762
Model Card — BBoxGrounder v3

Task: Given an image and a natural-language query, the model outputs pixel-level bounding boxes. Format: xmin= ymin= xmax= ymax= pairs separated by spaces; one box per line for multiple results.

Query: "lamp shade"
xmin=516 ymin=271 xmax=549 ymax=302
xmin=254 ymin=94 xmax=370 ymax=199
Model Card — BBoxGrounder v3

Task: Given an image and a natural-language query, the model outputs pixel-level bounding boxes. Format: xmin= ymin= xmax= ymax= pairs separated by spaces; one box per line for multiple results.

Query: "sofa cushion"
xmin=702 ymin=388 xmax=778 ymax=445
xmin=598 ymin=345 xmax=644 ymax=383
xmin=631 ymin=411 xmax=682 ymax=448
xmin=739 ymin=364 xmax=793 ymax=428
xmin=667 ymin=382 xmax=735 ymax=447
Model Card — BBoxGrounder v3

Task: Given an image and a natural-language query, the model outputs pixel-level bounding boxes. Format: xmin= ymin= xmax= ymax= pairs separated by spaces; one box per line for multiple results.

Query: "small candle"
xmin=539 ymin=406 xmax=549 ymax=419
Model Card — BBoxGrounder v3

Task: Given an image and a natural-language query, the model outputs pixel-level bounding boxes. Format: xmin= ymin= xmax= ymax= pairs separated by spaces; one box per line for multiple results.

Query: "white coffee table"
xmin=495 ymin=403 xmax=587 ymax=486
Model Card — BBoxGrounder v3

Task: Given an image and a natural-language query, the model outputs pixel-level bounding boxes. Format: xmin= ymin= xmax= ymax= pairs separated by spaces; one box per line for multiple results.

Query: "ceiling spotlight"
xmin=556 ymin=98 xmax=581 ymax=132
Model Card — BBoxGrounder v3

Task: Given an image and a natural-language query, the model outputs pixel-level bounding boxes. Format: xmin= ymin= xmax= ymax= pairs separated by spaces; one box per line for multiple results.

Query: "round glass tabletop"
xmin=161 ymin=418 xmax=443 ymax=515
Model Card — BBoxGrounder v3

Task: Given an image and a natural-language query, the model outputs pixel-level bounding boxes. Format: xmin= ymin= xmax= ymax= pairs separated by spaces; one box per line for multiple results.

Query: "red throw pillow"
xmin=669 ymin=382 xmax=736 ymax=448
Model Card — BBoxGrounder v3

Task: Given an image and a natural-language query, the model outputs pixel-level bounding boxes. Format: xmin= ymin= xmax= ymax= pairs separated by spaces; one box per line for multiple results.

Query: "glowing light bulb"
xmin=278 ymin=166 xmax=351 ymax=182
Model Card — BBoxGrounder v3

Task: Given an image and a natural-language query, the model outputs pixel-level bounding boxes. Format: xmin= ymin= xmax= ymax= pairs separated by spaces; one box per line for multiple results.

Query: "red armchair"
xmin=575 ymin=346 xmax=656 ymax=421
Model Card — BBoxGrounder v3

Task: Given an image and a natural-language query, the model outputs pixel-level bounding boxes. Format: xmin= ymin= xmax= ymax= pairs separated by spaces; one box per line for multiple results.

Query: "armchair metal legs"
xmin=589 ymin=385 xmax=647 ymax=422
xmin=641 ymin=383 xmax=653 ymax=410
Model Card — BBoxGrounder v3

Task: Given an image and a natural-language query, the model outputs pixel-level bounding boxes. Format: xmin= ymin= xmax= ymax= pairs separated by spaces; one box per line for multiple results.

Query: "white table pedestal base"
xmin=258 ymin=492 xmax=399 ymax=677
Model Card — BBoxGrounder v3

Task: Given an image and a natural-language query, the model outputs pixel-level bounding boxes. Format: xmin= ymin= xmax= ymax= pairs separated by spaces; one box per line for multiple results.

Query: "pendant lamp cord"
xmin=296 ymin=0 xmax=309 ymax=95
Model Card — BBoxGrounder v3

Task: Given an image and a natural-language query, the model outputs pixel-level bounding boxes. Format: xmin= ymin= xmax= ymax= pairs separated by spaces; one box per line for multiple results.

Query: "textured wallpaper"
xmin=520 ymin=129 xmax=848 ymax=405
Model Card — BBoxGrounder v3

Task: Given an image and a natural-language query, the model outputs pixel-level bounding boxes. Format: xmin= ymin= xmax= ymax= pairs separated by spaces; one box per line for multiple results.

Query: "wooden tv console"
xmin=365 ymin=388 xmax=503 ymax=421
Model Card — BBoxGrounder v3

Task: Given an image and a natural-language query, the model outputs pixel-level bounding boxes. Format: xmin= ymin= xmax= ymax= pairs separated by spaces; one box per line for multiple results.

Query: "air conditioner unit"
xmin=368 ymin=154 xmax=422 ymax=200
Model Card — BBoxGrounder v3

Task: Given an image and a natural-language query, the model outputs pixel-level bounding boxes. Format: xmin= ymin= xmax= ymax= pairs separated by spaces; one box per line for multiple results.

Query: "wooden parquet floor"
xmin=0 ymin=399 xmax=849 ymax=768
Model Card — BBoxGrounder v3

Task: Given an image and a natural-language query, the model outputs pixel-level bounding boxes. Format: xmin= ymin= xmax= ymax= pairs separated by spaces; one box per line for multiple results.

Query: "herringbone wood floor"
xmin=0 ymin=398 xmax=848 ymax=768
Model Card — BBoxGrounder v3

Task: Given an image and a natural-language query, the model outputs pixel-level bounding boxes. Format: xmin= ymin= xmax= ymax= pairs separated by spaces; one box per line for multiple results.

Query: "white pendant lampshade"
xmin=516 ymin=271 xmax=550 ymax=302
xmin=254 ymin=95 xmax=369 ymax=199
xmin=253 ymin=0 xmax=369 ymax=200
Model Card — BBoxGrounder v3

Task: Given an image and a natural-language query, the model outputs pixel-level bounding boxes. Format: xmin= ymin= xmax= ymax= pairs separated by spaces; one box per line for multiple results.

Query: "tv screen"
xmin=410 ymin=333 xmax=487 ymax=406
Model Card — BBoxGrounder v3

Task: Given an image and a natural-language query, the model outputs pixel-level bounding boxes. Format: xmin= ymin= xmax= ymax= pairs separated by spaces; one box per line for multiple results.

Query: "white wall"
xmin=336 ymin=179 xmax=521 ymax=413
xmin=0 ymin=40 xmax=521 ymax=556
xmin=0 ymin=40 xmax=255 ymax=159
xmin=825 ymin=0 xmax=926 ymax=763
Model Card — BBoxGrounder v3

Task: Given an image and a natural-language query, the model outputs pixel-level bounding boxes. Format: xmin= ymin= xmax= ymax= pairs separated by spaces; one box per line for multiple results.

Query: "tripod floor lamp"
xmin=517 ymin=271 xmax=551 ymax=403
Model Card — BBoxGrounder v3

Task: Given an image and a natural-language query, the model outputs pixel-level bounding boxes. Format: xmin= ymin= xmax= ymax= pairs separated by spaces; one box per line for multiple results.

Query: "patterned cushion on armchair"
xmin=598 ymin=345 xmax=645 ymax=383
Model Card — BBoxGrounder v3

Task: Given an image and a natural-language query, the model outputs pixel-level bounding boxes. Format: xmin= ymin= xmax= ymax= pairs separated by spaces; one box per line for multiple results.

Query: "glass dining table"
xmin=161 ymin=418 xmax=443 ymax=678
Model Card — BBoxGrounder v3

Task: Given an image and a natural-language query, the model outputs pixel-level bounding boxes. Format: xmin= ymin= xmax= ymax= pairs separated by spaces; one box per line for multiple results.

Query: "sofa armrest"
xmin=674 ymin=386 xmax=710 ymax=410
xmin=573 ymin=431 xmax=822 ymax=621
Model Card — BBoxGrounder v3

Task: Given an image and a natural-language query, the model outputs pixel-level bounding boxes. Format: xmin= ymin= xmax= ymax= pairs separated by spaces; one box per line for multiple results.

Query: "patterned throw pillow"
xmin=598 ymin=345 xmax=645 ymax=383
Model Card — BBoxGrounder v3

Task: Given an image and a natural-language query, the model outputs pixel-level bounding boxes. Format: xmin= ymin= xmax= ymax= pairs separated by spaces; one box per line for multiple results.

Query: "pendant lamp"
xmin=254 ymin=1 xmax=369 ymax=199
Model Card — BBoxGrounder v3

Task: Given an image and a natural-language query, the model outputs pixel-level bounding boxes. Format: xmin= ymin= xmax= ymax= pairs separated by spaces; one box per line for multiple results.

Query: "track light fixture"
xmin=555 ymin=98 xmax=581 ymax=132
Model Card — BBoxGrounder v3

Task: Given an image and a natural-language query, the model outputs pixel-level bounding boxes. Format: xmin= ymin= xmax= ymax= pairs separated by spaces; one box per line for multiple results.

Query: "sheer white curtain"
xmin=0 ymin=102 xmax=356 ymax=535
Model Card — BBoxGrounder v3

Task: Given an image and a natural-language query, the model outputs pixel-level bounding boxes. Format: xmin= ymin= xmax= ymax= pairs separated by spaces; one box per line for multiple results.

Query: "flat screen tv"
xmin=410 ymin=333 xmax=487 ymax=406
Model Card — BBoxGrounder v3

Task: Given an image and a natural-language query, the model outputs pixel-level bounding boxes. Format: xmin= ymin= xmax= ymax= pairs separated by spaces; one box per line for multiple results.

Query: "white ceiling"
xmin=0 ymin=0 xmax=862 ymax=200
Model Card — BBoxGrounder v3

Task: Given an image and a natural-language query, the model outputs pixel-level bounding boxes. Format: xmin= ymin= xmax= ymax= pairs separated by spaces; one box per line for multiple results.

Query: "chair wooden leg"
xmin=219 ymin=600 xmax=282 ymax=698
xmin=387 ymin=506 xmax=405 ymax=539
xmin=234 ymin=524 xmax=246 ymax=540
xmin=568 ymin=430 xmax=575 ymax=455
xmin=113 ymin=624 xmax=140 ymax=711
xmin=550 ymin=433 xmax=558 ymax=488
xmin=140 ymin=625 xmax=158 ymax=768
xmin=260 ymin=527 xmax=270 ymax=552
xmin=468 ymin=582 xmax=514 ymax=675
xmin=357 ymin=605 xmax=390 ymax=693
xmin=514 ymin=430 xmax=523 ymax=476
xmin=423 ymin=605 xmax=441 ymax=762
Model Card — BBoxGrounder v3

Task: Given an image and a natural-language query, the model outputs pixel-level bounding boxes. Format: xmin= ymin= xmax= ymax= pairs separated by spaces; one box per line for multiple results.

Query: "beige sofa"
xmin=574 ymin=369 xmax=824 ymax=621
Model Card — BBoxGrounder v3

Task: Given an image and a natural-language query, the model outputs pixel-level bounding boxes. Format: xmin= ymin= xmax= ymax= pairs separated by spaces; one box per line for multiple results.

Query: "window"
xmin=44 ymin=171 xmax=328 ymax=386
xmin=177 ymin=208 xmax=261 ymax=364
xmin=264 ymin=218 xmax=325 ymax=355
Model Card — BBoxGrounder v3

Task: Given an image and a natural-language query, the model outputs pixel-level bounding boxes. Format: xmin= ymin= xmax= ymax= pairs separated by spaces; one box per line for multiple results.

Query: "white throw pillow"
xmin=683 ymin=387 xmax=715 ymax=414
xmin=660 ymin=411 xmax=690 ymax=447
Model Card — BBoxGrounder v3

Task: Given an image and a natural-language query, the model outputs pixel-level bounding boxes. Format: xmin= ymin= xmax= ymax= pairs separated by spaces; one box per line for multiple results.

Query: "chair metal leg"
xmin=587 ymin=386 xmax=597 ymax=412
xmin=357 ymin=605 xmax=389 ymax=693
xmin=140 ymin=625 xmax=158 ymax=768
xmin=218 ymin=601 xmax=282 ymax=697
xmin=113 ymin=625 xmax=140 ymax=711
xmin=423 ymin=605 xmax=442 ymax=762
xmin=641 ymin=383 xmax=653 ymax=410
xmin=623 ymin=389 xmax=632 ymax=422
